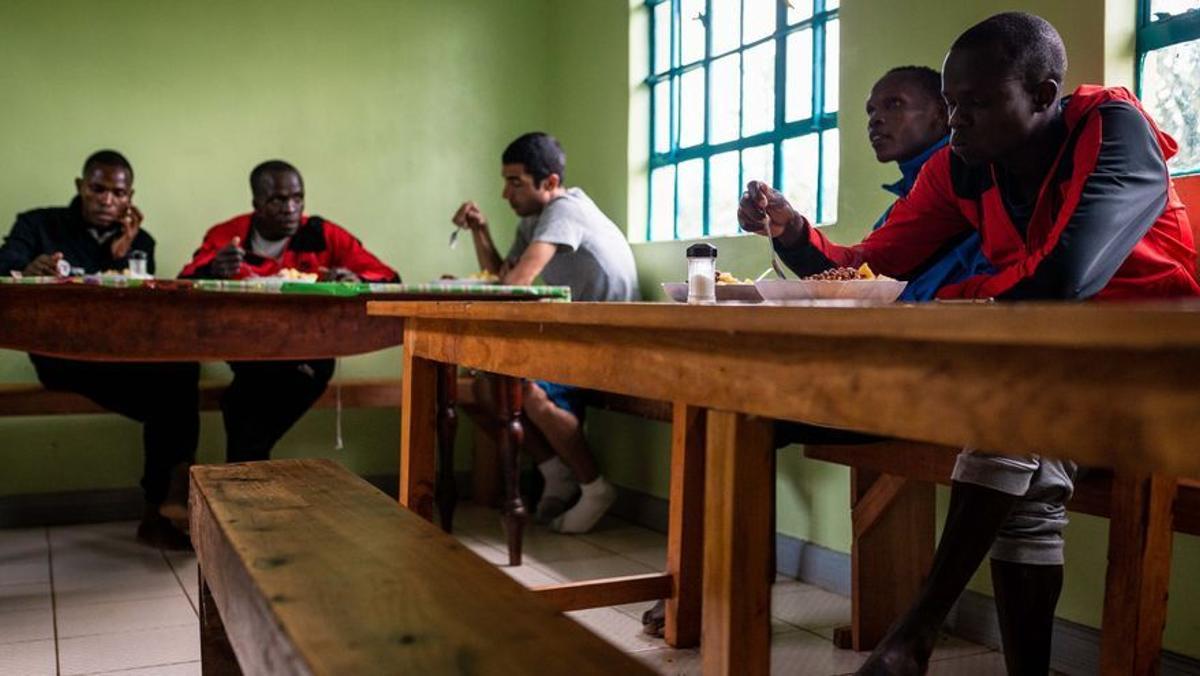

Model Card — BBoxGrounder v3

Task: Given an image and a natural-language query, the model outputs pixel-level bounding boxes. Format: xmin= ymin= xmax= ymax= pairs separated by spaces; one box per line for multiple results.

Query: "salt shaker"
xmin=686 ymin=242 xmax=717 ymax=304
xmin=128 ymin=250 xmax=149 ymax=278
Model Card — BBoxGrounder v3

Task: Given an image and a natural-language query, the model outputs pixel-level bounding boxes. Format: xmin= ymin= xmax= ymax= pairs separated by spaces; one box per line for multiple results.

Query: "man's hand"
xmin=321 ymin=267 xmax=360 ymax=282
xmin=452 ymin=201 xmax=488 ymax=232
xmin=737 ymin=181 xmax=806 ymax=243
xmin=110 ymin=205 xmax=144 ymax=260
xmin=210 ymin=236 xmax=245 ymax=279
xmin=23 ymin=252 xmax=63 ymax=277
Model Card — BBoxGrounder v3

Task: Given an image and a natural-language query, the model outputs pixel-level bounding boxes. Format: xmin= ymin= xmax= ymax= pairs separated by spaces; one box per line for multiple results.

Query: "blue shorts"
xmin=533 ymin=380 xmax=588 ymax=420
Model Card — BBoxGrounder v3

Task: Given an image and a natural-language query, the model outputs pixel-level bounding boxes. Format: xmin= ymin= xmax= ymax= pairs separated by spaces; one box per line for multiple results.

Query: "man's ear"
xmin=1032 ymin=79 xmax=1060 ymax=112
xmin=541 ymin=173 xmax=561 ymax=191
xmin=74 ymin=177 xmax=83 ymax=195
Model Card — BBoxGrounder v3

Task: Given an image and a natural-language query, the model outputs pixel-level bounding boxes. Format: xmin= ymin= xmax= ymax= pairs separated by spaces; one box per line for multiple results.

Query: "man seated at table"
xmin=740 ymin=13 xmax=1198 ymax=675
xmin=451 ymin=132 xmax=640 ymax=533
xmin=180 ymin=160 xmax=398 ymax=463
xmin=0 ymin=150 xmax=199 ymax=550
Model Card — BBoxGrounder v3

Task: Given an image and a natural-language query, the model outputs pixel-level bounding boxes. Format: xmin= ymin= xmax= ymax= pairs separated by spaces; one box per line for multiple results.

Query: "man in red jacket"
xmin=740 ymin=13 xmax=1198 ymax=676
xmin=181 ymin=160 xmax=399 ymax=463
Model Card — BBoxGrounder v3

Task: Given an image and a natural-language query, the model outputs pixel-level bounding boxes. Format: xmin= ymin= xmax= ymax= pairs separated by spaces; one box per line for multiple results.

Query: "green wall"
xmin=0 ymin=0 xmax=551 ymax=490
xmin=2 ymin=0 xmax=1198 ymax=660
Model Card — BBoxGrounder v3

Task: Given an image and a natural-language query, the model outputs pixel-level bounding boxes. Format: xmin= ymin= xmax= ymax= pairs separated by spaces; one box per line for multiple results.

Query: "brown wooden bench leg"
xmin=1100 ymin=470 xmax=1176 ymax=676
xmin=702 ymin=411 xmax=773 ymax=676
xmin=199 ymin=565 xmax=242 ymax=676
xmin=833 ymin=469 xmax=934 ymax=651
xmin=496 ymin=375 xmax=528 ymax=566
xmin=436 ymin=364 xmax=459 ymax=532
xmin=666 ymin=403 xmax=705 ymax=648
xmin=400 ymin=349 xmax=437 ymax=520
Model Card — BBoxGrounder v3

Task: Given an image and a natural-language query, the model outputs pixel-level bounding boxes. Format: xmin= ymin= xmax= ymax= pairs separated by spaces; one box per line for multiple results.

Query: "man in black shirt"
xmin=0 ymin=150 xmax=199 ymax=550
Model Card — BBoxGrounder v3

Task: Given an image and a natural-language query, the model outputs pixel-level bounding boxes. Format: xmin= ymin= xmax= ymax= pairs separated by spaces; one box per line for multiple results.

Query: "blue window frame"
xmin=1137 ymin=0 xmax=1200 ymax=174
xmin=646 ymin=0 xmax=839 ymax=241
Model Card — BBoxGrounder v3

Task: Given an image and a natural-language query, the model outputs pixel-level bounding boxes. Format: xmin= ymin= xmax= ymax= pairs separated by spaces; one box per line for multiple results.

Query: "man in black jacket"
xmin=0 ymin=150 xmax=199 ymax=550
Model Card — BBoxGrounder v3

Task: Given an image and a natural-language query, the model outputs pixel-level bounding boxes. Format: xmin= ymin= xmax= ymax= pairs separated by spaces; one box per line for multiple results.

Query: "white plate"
xmin=755 ymin=279 xmax=907 ymax=302
xmin=661 ymin=282 xmax=763 ymax=303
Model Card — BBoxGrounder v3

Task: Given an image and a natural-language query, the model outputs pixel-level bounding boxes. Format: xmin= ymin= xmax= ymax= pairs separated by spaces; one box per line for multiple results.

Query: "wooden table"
xmin=369 ymin=299 xmax=1200 ymax=676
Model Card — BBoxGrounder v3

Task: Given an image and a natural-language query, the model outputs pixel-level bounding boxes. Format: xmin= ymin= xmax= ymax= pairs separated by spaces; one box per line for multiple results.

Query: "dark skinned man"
xmin=739 ymin=13 xmax=1198 ymax=675
xmin=0 ymin=150 xmax=199 ymax=550
xmin=180 ymin=160 xmax=398 ymax=463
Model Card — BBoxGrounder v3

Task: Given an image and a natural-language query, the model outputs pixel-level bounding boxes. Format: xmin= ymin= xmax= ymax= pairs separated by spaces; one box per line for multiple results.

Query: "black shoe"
xmin=136 ymin=506 xmax=192 ymax=551
xmin=158 ymin=463 xmax=191 ymax=534
xmin=642 ymin=599 xmax=666 ymax=637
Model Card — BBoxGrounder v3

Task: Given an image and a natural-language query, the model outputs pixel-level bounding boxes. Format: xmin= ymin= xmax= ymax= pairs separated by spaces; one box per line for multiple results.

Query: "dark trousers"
xmin=221 ymin=359 xmax=335 ymax=463
xmin=29 ymin=355 xmax=201 ymax=505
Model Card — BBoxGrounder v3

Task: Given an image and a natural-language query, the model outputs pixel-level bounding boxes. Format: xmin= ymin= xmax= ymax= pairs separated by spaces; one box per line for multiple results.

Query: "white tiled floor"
xmin=0 ymin=505 xmax=1010 ymax=675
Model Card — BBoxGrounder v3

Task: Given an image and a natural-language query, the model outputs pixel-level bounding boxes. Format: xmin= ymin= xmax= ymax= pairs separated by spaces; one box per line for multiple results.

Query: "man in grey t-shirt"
xmin=451 ymin=132 xmax=639 ymax=534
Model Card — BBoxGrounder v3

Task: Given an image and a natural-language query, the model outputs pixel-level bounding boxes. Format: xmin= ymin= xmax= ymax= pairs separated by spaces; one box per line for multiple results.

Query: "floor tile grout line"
xmin=81 ymin=658 xmax=200 ymax=676
xmin=55 ymin=619 xmax=199 ymax=642
xmin=45 ymin=527 xmax=61 ymax=676
xmin=161 ymin=550 xmax=199 ymax=618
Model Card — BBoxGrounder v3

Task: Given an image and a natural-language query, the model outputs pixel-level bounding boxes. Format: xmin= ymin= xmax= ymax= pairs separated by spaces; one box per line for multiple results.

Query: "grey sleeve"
xmin=529 ymin=203 xmax=585 ymax=252
xmin=1001 ymin=102 xmax=1169 ymax=300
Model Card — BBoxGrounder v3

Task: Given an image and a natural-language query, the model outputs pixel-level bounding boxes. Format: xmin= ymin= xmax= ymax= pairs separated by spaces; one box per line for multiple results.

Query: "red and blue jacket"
xmin=179 ymin=213 xmax=398 ymax=282
xmin=776 ymin=86 xmax=1200 ymax=300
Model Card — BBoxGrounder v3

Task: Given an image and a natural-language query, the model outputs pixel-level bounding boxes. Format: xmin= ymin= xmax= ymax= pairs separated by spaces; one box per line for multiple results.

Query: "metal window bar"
xmin=647 ymin=0 xmax=838 ymax=241
xmin=1134 ymin=0 xmax=1200 ymax=176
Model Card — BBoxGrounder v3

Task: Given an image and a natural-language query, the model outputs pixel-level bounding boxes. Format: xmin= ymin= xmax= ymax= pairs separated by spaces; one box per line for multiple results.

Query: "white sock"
xmin=537 ymin=457 xmax=578 ymax=501
xmin=551 ymin=476 xmax=616 ymax=534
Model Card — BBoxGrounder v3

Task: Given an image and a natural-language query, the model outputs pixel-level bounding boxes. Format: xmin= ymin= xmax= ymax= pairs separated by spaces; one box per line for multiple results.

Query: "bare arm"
xmin=452 ymin=201 xmax=503 ymax=274
xmin=502 ymin=241 xmax=557 ymax=286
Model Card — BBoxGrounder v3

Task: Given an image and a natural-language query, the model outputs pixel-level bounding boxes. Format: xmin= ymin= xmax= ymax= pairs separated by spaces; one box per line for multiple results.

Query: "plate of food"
xmin=662 ymin=270 xmax=763 ymax=303
xmin=277 ymin=267 xmax=318 ymax=283
xmin=755 ymin=264 xmax=907 ymax=302
xmin=436 ymin=270 xmax=500 ymax=286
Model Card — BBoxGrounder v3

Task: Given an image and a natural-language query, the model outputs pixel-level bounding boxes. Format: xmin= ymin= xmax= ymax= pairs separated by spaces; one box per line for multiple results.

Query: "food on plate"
xmin=715 ymin=270 xmax=753 ymax=285
xmin=801 ymin=263 xmax=894 ymax=281
xmin=278 ymin=267 xmax=319 ymax=282
xmin=465 ymin=270 xmax=500 ymax=282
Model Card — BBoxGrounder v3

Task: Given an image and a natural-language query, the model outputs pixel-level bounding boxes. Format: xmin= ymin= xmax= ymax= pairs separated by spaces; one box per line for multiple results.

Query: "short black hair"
xmin=82 ymin=150 xmax=133 ymax=182
xmin=502 ymin=132 xmax=566 ymax=185
xmin=250 ymin=159 xmax=302 ymax=197
xmin=882 ymin=66 xmax=943 ymax=105
xmin=951 ymin=12 xmax=1067 ymax=91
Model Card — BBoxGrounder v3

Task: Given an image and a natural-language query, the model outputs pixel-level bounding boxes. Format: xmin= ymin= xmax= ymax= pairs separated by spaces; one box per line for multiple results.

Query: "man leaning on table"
xmin=0 ymin=150 xmax=198 ymax=550
xmin=739 ymin=13 xmax=1199 ymax=675
xmin=451 ymin=132 xmax=640 ymax=533
xmin=180 ymin=159 xmax=398 ymax=464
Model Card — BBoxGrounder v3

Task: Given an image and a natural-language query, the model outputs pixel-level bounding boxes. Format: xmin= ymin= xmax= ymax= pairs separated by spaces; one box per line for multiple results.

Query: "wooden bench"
xmin=0 ymin=378 xmax=403 ymax=416
xmin=189 ymin=458 xmax=653 ymax=675
xmin=805 ymin=441 xmax=1199 ymax=672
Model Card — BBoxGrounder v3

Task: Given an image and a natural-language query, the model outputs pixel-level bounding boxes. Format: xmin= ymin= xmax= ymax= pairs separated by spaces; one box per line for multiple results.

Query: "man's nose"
xmin=98 ymin=191 xmax=115 ymax=205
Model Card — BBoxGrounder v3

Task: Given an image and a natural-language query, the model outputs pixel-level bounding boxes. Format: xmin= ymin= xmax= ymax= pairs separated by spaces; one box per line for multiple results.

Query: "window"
xmin=646 ymin=0 xmax=839 ymax=241
xmin=1137 ymin=0 xmax=1200 ymax=174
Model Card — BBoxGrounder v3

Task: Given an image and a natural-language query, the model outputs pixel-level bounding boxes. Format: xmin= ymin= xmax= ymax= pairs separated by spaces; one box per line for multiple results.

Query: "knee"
xmin=522 ymin=383 xmax=554 ymax=423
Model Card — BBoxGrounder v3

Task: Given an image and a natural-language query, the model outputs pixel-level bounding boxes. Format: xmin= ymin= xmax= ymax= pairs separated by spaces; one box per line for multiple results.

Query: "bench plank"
xmin=190 ymin=459 xmax=651 ymax=675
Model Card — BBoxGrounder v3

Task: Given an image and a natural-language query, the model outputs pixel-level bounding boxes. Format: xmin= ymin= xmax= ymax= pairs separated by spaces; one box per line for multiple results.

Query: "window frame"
xmin=1136 ymin=0 xmax=1200 ymax=176
xmin=645 ymin=0 xmax=839 ymax=241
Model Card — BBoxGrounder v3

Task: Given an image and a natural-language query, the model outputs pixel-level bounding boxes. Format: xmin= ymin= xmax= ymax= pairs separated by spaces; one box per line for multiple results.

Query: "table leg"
xmin=1100 ymin=470 xmax=1176 ymax=676
xmin=839 ymin=469 xmax=934 ymax=651
xmin=666 ymin=403 xmax=706 ymax=648
xmin=199 ymin=566 xmax=242 ymax=676
xmin=435 ymin=364 xmax=459 ymax=532
xmin=495 ymin=375 xmax=528 ymax=566
xmin=702 ymin=410 xmax=773 ymax=676
xmin=400 ymin=349 xmax=437 ymax=520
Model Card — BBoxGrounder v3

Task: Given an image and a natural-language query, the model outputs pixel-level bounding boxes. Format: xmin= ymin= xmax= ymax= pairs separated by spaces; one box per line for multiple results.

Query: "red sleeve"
xmin=178 ymin=218 xmax=255 ymax=279
xmin=778 ymin=149 xmax=974 ymax=278
xmin=324 ymin=223 xmax=399 ymax=282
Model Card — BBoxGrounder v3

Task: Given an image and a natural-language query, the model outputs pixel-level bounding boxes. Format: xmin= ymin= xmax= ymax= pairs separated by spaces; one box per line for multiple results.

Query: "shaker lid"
xmin=685 ymin=242 xmax=718 ymax=259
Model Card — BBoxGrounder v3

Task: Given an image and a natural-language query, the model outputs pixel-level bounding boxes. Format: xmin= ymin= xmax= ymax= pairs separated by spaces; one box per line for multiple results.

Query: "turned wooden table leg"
xmin=435 ymin=364 xmax=459 ymax=532
xmin=495 ymin=374 xmax=528 ymax=566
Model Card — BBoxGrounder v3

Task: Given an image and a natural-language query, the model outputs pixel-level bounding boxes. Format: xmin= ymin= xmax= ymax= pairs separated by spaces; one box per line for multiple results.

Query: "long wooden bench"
xmin=0 ymin=378 xmax=404 ymax=416
xmin=189 ymin=458 xmax=653 ymax=675
xmin=805 ymin=441 xmax=1198 ymax=672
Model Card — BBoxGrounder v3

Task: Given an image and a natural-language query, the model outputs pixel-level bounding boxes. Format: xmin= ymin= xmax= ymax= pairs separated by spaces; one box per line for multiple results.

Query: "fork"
xmin=763 ymin=226 xmax=789 ymax=280
xmin=449 ymin=228 xmax=460 ymax=249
